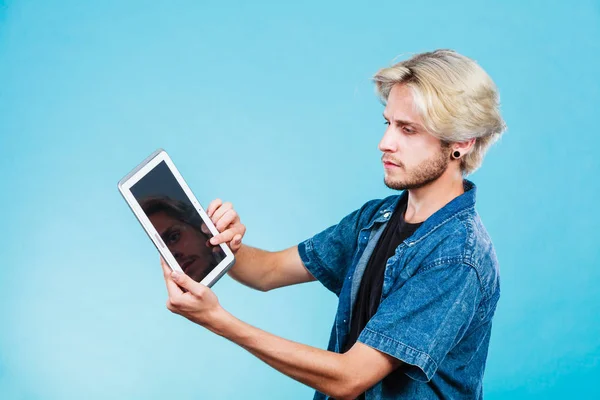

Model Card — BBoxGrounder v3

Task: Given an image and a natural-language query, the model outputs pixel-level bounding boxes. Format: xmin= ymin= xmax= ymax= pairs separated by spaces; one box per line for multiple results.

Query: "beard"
xmin=384 ymin=144 xmax=452 ymax=191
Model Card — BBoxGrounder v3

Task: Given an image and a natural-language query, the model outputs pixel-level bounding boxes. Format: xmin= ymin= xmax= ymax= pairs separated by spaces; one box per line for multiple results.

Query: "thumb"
xmin=171 ymin=271 xmax=200 ymax=293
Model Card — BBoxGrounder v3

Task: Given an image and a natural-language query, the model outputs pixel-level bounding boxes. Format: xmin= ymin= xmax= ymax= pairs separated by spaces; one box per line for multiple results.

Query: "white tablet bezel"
xmin=117 ymin=148 xmax=235 ymax=288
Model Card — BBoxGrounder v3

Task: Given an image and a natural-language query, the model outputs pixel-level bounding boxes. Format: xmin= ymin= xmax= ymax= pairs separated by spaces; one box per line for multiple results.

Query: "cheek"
xmin=405 ymin=138 xmax=439 ymax=164
xmin=186 ymin=230 xmax=212 ymax=254
xmin=177 ymin=231 xmax=199 ymax=252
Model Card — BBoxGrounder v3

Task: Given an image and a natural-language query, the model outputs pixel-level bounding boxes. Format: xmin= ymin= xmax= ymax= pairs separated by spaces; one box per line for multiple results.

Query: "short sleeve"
xmin=357 ymin=263 xmax=482 ymax=381
xmin=298 ymin=204 xmax=369 ymax=296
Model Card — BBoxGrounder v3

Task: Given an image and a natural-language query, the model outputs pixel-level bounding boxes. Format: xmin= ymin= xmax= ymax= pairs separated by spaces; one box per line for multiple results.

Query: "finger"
xmin=200 ymin=222 xmax=210 ymax=235
xmin=211 ymin=202 xmax=232 ymax=224
xmin=160 ymin=256 xmax=170 ymax=278
xmin=160 ymin=257 xmax=183 ymax=297
xmin=215 ymin=209 xmax=238 ymax=232
xmin=230 ymin=234 xmax=243 ymax=251
xmin=207 ymin=199 xmax=222 ymax=218
xmin=210 ymin=229 xmax=237 ymax=245
xmin=171 ymin=270 xmax=203 ymax=296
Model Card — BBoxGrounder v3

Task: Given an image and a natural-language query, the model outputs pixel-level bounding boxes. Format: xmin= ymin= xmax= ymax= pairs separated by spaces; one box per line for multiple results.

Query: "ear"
xmin=452 ymin=138 xmax=476 ymax=157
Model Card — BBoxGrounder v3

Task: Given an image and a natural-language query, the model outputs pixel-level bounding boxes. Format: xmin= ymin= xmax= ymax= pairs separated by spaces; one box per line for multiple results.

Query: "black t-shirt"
xmin=344 ymin=197 xmax=423 ymax=353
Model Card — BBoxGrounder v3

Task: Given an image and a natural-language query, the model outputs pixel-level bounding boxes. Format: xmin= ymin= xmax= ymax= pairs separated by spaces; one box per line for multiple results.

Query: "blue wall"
xmin=1 ymin=0 xmax=598 ymax=398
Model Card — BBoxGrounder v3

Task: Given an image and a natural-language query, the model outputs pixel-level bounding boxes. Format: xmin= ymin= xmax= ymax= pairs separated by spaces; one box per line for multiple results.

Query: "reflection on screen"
xmin=130 ymin=161 xmax=226 ymax=282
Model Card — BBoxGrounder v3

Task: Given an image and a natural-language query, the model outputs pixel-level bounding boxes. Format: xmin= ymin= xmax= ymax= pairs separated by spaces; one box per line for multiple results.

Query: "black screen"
xmin=130 ymin=161 xmax=226 ymax=282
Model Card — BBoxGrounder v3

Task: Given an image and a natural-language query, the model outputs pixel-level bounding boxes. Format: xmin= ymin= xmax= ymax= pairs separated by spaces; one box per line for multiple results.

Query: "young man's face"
xmin=148 ymin=210 xmax=214 ymax=282
xmin=379 ymin=84 xmax=452 ymax=190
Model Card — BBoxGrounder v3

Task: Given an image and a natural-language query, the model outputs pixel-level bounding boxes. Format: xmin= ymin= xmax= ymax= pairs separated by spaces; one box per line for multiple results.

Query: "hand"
xmin=160 ymin=257 xmax=225 ymax=330
xmin=206 ymin=199 xmax=246 ymax=253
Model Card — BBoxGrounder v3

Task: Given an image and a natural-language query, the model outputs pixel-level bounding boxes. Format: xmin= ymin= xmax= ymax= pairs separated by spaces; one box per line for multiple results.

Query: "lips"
xmin=180 ymin=256 xmax=198 ymax=273
xmin=383 ymin=160 xmax=401 ymax=168
xmin=382 ymin=157 xmax=401 ymax=167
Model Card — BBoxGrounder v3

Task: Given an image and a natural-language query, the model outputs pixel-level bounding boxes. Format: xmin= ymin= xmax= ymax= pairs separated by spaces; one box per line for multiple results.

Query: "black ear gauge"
xmin=453 ymin=151 xmax=461 ymax=159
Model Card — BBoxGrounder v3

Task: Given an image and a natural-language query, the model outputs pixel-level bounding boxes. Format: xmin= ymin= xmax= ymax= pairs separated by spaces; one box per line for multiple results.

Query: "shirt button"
xmin=343 ymin=319 xmax=347 ymax=323
xmin=383 ymin=212 xmax=391 ymax=218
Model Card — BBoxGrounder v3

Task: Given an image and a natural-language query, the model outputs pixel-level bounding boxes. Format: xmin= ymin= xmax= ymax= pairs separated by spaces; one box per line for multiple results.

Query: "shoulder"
xmin=453 ymin=211 xmax=500 ymax=302
xmin=412 ymin=210 xmax=500 ymax=302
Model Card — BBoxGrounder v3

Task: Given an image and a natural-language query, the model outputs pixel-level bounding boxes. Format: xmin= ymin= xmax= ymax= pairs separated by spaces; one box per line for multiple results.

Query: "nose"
xmin=169 ymin=246 xmax=183 ymax=261
xmin=378 ymin=126 xmax=397 ymax=153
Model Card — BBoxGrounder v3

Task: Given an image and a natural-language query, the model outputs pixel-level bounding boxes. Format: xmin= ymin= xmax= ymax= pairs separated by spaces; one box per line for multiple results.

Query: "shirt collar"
xmin=372 ymin=179 xmax=477 ymax=244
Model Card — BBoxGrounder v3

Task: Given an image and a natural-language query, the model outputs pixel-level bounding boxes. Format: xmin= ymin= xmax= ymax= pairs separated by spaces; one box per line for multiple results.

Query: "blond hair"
xmin=373 ymin=49 xmax=506 ymax=175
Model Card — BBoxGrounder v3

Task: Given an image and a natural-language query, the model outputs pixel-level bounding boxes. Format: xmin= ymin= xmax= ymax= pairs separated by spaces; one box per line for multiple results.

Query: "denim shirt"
xmin=298 ymin=180 xmax=500 ymax=399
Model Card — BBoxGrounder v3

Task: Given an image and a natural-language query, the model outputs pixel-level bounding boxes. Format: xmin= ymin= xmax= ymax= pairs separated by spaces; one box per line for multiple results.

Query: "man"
xmin=159 ymin=49 xmax=506 ymax=399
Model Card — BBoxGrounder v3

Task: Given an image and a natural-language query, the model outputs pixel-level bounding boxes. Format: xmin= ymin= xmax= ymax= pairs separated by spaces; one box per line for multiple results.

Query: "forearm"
xmin=227 ymin=244 xmax=277 ymax=292
xmin=210 ymin=310 xmax=356 ymax=399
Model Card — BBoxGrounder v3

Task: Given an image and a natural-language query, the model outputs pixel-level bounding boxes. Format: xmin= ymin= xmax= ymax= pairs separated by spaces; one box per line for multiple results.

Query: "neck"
xmin=403 ymin=167 xmax=465 ymax=224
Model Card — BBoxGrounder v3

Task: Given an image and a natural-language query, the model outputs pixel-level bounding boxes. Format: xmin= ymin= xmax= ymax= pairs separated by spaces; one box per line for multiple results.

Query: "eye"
xmin=383 ymin=120 xmax=390 ymax=126
xmin=403 ymin=126 xmax=415 ymax=134
xmin=167 ymin=230 xmax=181 ymax=244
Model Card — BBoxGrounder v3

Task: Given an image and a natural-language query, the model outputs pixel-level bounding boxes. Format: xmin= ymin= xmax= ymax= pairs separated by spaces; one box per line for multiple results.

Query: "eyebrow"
xmin=382 ymin=113 xmax=423 ymax=129
xmin=160 ymin=228 xmax=173 ymax=242
xmin=160 ymin=224 xmax=182 ymax=242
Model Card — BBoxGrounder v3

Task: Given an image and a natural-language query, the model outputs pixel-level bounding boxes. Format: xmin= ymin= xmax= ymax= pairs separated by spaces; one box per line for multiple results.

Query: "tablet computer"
xmin=117 ymin=148 xmax=235 ymax=288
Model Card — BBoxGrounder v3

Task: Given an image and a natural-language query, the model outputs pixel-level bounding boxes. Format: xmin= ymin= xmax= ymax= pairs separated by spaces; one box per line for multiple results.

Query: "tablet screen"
xmin=130 ymin=160 xmax=226 ymax=282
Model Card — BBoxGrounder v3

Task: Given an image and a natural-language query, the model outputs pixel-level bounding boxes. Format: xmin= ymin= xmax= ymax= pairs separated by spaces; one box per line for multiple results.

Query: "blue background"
xmin=1 ymin=0 xmax=598 ymax=398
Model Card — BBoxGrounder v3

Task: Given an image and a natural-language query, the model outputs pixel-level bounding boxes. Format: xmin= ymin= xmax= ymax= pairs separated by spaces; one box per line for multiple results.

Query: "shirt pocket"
xmin=381 ymin=243 xmax=415 ymax=299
